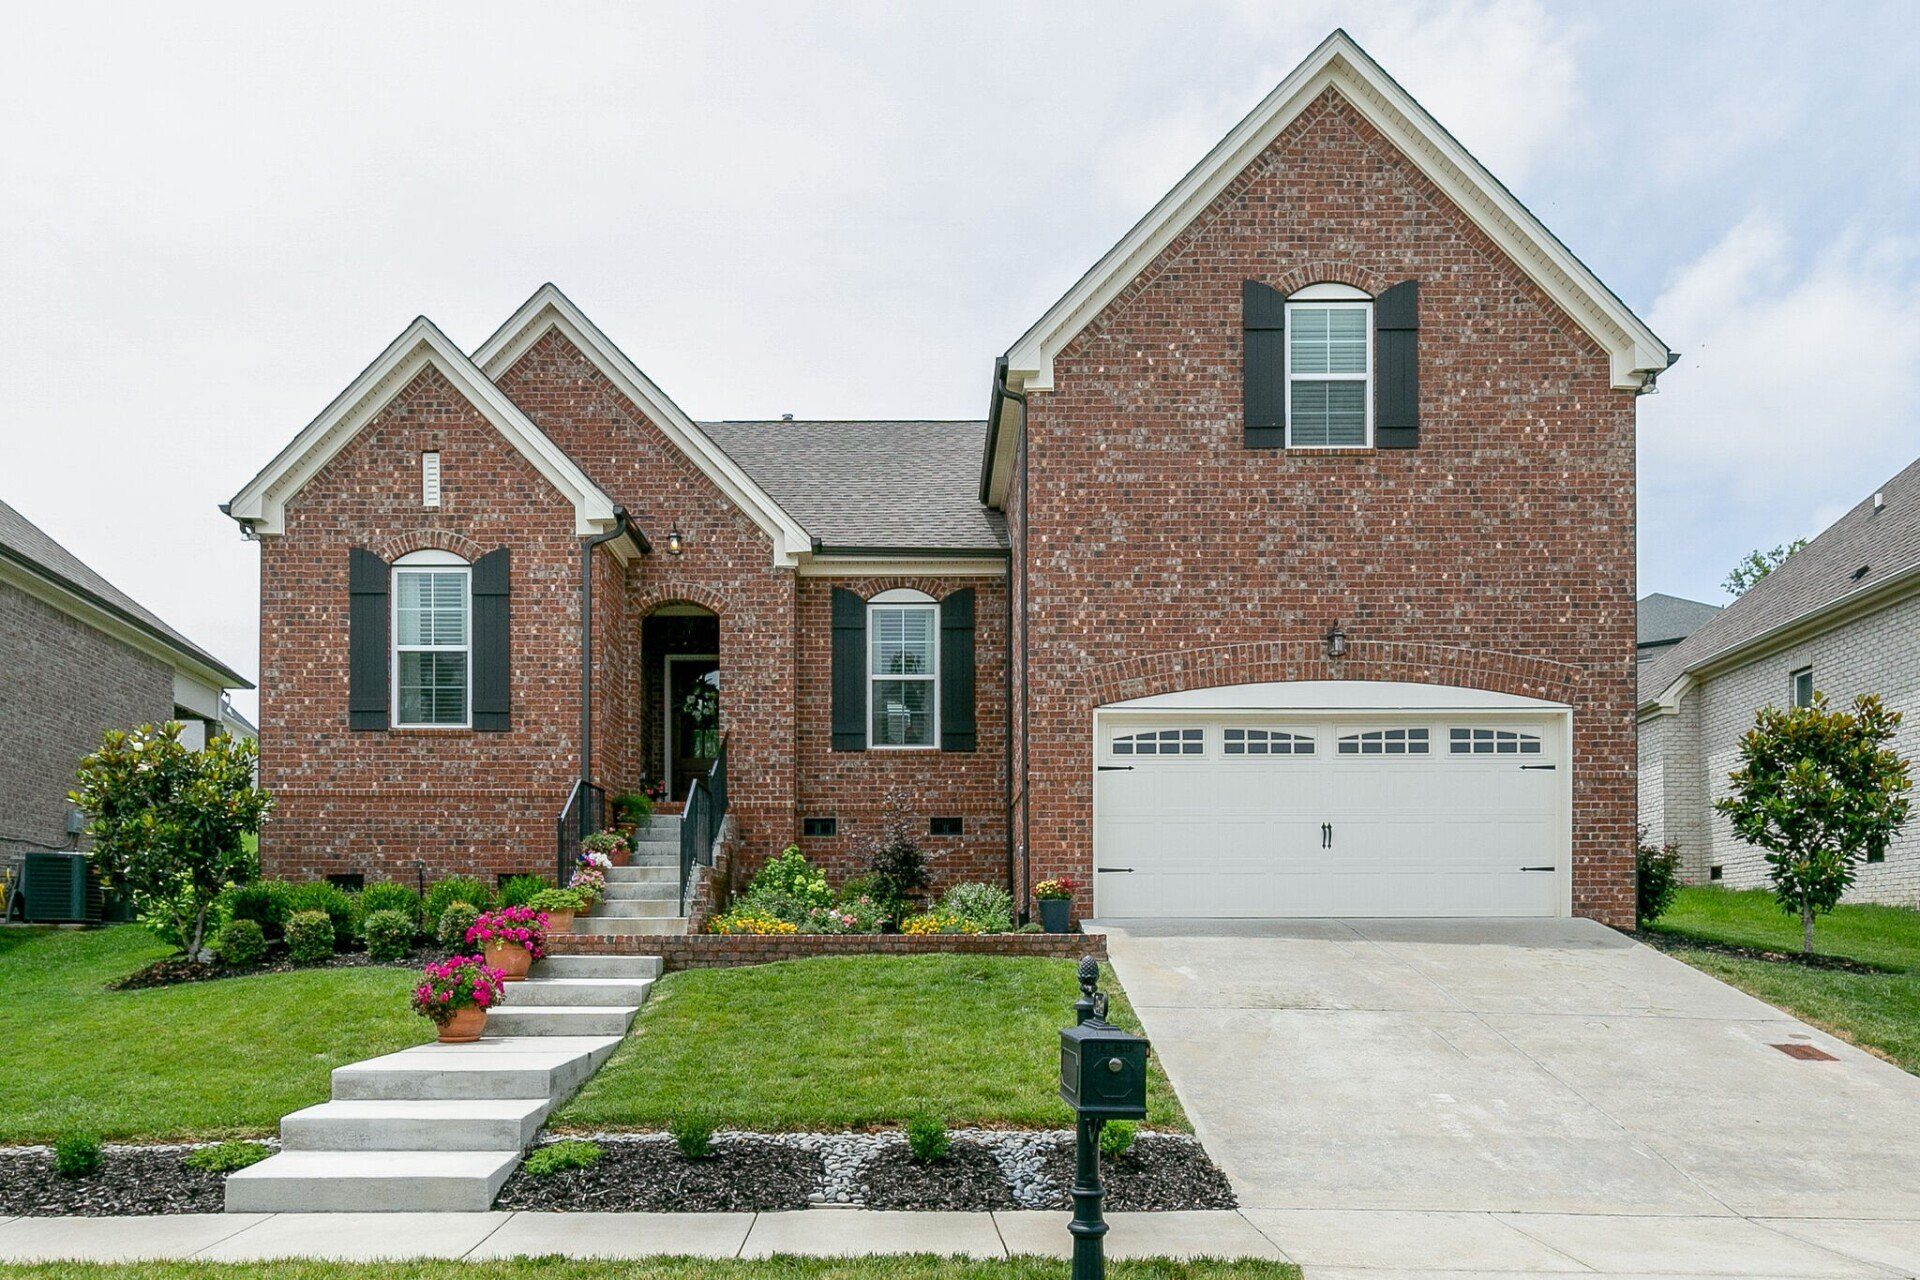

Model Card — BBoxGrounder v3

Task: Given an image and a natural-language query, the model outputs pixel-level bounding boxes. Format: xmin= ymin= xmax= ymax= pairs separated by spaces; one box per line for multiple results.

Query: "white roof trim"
xmin=1002 ymin=30 xmax=1672 ymax=398
xmin=473 ymin=284 xmax=813 ymax=567
xmin=227 ymin=317 xmax=619 ymax=538
xmin=1102 ymin=679 xmax=1569 ymax=712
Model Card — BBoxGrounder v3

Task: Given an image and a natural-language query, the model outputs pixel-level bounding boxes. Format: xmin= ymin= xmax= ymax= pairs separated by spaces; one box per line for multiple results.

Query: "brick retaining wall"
xmin=551 ymin=930 xmax=1105 ymax=972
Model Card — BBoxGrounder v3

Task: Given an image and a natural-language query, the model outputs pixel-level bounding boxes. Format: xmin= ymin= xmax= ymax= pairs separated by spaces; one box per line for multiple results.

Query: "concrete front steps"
xmin=569 ymin=816 xmax=689 ymax=938
xmin=225 ymin=954 xmax=660 ymax=1213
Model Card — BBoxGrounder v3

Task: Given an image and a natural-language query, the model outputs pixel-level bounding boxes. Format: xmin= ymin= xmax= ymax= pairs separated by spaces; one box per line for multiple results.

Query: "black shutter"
xmin=1375 ymin=280 xmax=1419 ymax=449
xmin=471 ymin=548 xmax=511 ymax=732
xmin=831 ymin=587 xmax=866 ymax=752
xmin=939 ymin=588 xmax=976 ymax=753
xmin=1243 ymin=279 xmax=1287 ymax=448
xmin=347 ymin=548 xmax=389 ymax=731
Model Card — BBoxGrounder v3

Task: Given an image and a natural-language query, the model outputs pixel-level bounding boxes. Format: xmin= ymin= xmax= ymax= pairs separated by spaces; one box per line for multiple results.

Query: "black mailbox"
xmin=1060 ymin=1019 xmax=1149 ymax=1120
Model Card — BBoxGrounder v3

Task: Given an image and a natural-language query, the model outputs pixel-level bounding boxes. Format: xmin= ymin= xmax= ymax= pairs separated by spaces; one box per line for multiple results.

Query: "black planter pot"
xmin=1039 ymin=898 xmax=1072 ymax=934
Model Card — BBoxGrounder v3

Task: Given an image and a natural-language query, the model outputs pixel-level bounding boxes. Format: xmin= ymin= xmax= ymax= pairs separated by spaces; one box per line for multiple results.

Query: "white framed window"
xmin=1285 ymin=284 xmax=1372 ymax=448
xmin=1224 ymin=727 xmax=1315 ymax=756
xmin=392 ymin=549 xmax=470 ymax=728
xmin=1112 ymin=728 xmax=1204 ymax=756
xmin=422 ymin=452 xmax=442 ymax=509
xmin=1448 ymin=727 xmax=1543 ymax=756
xmin=869 ymin=588 xmax=937 ymax=748
xmin=1337 ymin=727 xmax=1428 ymax=756
xmin=1790 ymin=667 xmax=1814 ymax=709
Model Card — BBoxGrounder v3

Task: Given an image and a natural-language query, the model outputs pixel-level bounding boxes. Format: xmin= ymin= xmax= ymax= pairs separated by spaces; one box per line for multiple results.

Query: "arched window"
xmin=392 ymin=549 xmax=470 ymax=728
xmin=1285 ymin=282 xmax=1373 ymax=449
xmin=868 ymin=588 xmax=937 ymax=748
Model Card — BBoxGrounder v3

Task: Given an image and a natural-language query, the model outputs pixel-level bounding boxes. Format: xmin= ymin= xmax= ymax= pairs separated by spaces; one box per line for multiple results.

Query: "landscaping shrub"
xmin=865 ymin=789 xmax=929 ymax=915
xmin=184 ymin=1141 xmax=272 ymax=1173
xmin=670 ymin=1111 xmax=716 ymax=1160
xmin=830 ymin=887 xmax=890 ymax=934
xmin=706 ymin=906 xmax=798 ymax=935
xmin=522 ymin=1139 xmax=604 ymax=1177
xmin=1636 ymin=829 xmax=1683 ymax=926
xmin=528 ymin=887 xmax=587 ymax=917
xmin=752 ymin=846 xmax=832 ymax=909
xmin=424 ymin=876 xmax=495 ymax=927
xmin=357 ymin=882 xmax=423 ymax=932
xmin=361 ymin=908 xmax=416 ymax=962
xmin=53 ymin=1130 xmax=102 ymax=1178
xmin=904 ymin=1114 xmax=950 ymax=1164
xmin=286 ymin=881 xmax=356 ymax=949
xmin=212 ymin=917 xmax=268 ymax=968
xmin=436 ymin=902 xmax=484 ymax=950
xmin=498 ymin=874 xmax=549 ymax=909
xmin=1099 ymin=1120 xmax=1137 ymax=1160
xmin=901 ymin=910 xmax=981 ymax=936
xmin=613 ymin=791 xmax=654 ymax=827
xmin=940 ymin=881 xmax=1014 ymax=933
xmin=285 ymin=909 xmax=336 ymax=964
xmin=223 ymin=880 xmax=294 ymax=940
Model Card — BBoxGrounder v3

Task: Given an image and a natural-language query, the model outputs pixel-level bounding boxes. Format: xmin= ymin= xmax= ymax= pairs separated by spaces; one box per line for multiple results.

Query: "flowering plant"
xmin=409 ymin=955 xmax=506 ymax=1026
xmin=569 ymin=864 xmax=607 ymax=903
xmin=707 ymin=907 xmax=799 ymax=935
xmin=582 ymin=829 xmax=630 ymax=860
xmin=466 ymin=905 xmax=547 ymax=958
xmin=903 ymin=910 xmax=983 ymax=936
xmin=576 ymin=848 xmax=613 ymax=871
xmin=1033 ymin=878 xmax=1077 ymax=901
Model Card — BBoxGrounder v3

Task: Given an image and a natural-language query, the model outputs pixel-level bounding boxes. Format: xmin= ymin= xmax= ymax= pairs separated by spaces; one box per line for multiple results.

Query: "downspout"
xmin=580 ymin=506 xmax=648 ymax=827
xmin=988 ymin=358 xmax=1030 ymax=921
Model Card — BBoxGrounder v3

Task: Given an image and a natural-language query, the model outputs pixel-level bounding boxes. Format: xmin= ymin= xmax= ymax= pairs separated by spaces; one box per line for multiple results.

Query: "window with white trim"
xmin=1790 ymin=667 xmax=1814 ymax=709
xmin=1337 ymin=727 xmax=1428 ymax=756
xmin=869 ymin=590 xmax=937 ymax=748
xmin=1448 ymin=727 xmax=1543 ymax=756
xmin=393 ymin=550 xmax=470 ymax=727
xmin=1112 ymin=728 xmax=1204 ymax=756
xmin=1224 ymin=727 xmax=1315 ymax=756
xmin=1286 ymin=285 xmax=1372 ymax=448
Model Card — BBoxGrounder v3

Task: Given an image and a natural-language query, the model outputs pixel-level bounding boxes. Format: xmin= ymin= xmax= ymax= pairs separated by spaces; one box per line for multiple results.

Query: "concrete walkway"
xmin=4 ymin=1208 xmax=1920 ymax=1275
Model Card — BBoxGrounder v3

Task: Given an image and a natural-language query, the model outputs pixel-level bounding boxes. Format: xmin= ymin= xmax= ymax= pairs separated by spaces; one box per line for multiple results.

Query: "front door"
xmin=667 ymin=658 xmax=720 ymax=802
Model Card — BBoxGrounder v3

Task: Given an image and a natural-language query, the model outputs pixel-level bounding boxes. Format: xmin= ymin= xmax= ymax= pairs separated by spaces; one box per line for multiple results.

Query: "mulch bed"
xmin=494 ymin=1138 xmax=819 ymax=1212
xmin=858 ymin=1142 xmax=1018 ymax=1211
xmin=0 ymin=1147 xmax=247 ymax=1215
xmin=1640 ymin=931 xmax=1896 ymax=975
xmin=111 ymin=949 xmax=435 ymax=991
xmin=1035 ymin=1135 xmax=1237 ymax=1211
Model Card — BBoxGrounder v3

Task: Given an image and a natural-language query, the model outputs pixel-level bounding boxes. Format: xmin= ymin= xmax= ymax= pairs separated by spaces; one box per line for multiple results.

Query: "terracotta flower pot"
xmin=545 ymin=909 xmax=576 ymax=934
xmin=485 ymin=940 xmax=533 ymax=982
xmin=438 ymin=1005 xmax=487 ymax=1043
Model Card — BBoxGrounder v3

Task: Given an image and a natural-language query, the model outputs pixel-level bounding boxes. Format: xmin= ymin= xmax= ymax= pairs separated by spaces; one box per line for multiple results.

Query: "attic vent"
xmin=422 ymin=452 xmax=441 ymax=509
xmin=1852 ymin=564 xmax=1870 ymax=582
xmin=781 ymin=413 xmax=794 ymax=421
xmin=1872 ymin=491 xmax=1885 ymax=514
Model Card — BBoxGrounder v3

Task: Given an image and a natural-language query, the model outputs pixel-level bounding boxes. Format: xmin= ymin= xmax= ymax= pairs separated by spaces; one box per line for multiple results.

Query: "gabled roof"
xmin=227 ymin=316 xmax=618 ymax=538
xmin=700 ymin=420 xmax=1007 ymax=554
xmin=0 ymin=495 xmax=250 ymax=689
xmin=1640 ymin=457 xmax=1920 ymax=708
xmin=1637 ymin=593 xmax=1720 ymax=650
xmin=473 ymin=284 xmax=813 ymax=566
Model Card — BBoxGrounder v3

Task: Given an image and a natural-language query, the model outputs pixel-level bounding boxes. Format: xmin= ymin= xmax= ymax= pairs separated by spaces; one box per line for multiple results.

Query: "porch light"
xmin=666 ymin=525 xmax=684 ymax=556
xmin=1324 ymin=622 xmax=1348 ymax=660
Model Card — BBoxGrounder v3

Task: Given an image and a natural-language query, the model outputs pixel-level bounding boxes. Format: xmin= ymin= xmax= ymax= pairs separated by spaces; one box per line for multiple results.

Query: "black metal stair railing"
xmin=556 ymin=778 xmax=607 ymax=889
xmin=679 ymin=734 xmax=728 ymax=917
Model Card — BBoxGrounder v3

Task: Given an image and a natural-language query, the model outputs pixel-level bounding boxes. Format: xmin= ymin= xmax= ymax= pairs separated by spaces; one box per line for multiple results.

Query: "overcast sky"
xmin=3 ymin=2 xmax=1917 ymax=720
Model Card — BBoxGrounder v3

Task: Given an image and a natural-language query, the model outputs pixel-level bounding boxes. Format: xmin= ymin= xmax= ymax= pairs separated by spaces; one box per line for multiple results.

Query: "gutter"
xmin=807 ymin=543 xmax=1010 ymax=559
xmin=979 ymin=356 xmax=1017 ymax=505
xmin=579 ymin=507 xmax=651 ymax=799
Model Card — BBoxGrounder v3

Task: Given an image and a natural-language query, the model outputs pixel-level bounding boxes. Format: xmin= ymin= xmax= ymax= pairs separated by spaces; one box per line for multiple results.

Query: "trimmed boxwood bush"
xmin=437 ymin=901 xmax=484 ymax=950
xmin=223 ymin=880 xmax=294 ymax=940
xmin=424 ymin=877 xmax=494 ymax=927
xmin=286 ymin=882 xmax=356 ymax=949
xmin=522 ymin=1140 xmax=603 ymax=1177
xmin=285 ymin=909 xmax=335 ymax=964
xmin=904 ymin=1114 xmax=950 ymax=1164
xmin=1099 ymin=1120 xmax=1137 ymax=1160
xmin=498 ymin=874 xmax=549 ymax=909
xmin=358 ymin=882 xmax=423 ymax=933
xmin=361 ymin=908 xmax=415 ymax=962
xmin=53 ymin=1131 xmax=102 ymax=1178
xmin=670 ymin=1111 xmax=716 ymax=1160
xmin=212 ymin=917 xmax=268 ymax=967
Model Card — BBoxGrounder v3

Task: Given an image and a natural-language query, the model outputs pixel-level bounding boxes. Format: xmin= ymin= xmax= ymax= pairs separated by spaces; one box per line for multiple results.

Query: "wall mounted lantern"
xmin=665 ymin=525 xmax=685 ymax=556
xmin=1324 ymin=621 xmax=1348 ymax=660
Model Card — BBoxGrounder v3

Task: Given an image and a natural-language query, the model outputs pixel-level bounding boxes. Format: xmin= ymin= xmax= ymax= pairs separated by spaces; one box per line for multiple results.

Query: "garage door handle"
xmin=1520 ymin=764 xmax=1556 ymax=771
xmin=1098 ymin=765 xmax=1134 ymax=772
xmin=1520 ymin=866 xmax=1556 ymax=873
xmin=1098 ymin=867 xmax=1134 ymax=873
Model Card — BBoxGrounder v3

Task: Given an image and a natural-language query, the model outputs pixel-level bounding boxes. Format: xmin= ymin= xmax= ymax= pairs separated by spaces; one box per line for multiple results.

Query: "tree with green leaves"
xmin=1714 ymin=693 xmax=1911 ymax=954
xmin=1723 ymin=539 xmax=1807 ymax=596
xmin=70 ymin=723 xmax=272 ymax=959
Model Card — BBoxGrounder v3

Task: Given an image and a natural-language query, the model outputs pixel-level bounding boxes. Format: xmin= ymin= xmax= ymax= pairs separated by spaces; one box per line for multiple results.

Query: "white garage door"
xmin=1094 ymin=700 xmax=1569 ymax=918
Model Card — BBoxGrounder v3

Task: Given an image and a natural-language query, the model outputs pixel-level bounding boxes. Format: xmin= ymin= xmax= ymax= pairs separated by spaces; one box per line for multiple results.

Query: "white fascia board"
xmin=796 ymin=555 xmax=1009 ymax=579
xmin=474 ymin=285 xmax=813 ymax=567
xmin=1101 ymin=679 xmax=1569 ymax=713
xmin=172 ymin=671 xmax=224 ymax=720
xmin=1001 ymin=30 xmax=1672 ymax=399
xmin=227 ymin=317 xmax=618 ymax=539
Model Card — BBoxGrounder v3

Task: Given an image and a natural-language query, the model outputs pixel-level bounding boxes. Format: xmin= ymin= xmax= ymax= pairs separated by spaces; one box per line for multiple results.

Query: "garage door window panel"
xmin=1448 ymin=728 xmax=1543 ymax=756
xmin=1224 ymin=727 xmax=1315 ymax=756
xmin=1112 ymin=728 xmax=1205 ymax=756
xmin=1337 ymin=727 xmax=1429 ymax=756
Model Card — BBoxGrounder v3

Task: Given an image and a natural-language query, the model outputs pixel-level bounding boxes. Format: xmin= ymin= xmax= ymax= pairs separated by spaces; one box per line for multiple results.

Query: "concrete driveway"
xmin=1102 ymin=917 xmax=1920 ymax=1277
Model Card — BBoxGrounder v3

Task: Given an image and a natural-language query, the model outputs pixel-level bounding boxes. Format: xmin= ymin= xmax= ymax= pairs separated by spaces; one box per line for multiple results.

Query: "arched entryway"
xmin=641 ymin=602 xmax=719 ymax=804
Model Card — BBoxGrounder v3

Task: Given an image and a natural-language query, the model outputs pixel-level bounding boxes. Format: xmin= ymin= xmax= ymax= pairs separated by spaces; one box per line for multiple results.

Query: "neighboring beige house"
xmin=1639 ymin=459 xmax=1920 ymax=903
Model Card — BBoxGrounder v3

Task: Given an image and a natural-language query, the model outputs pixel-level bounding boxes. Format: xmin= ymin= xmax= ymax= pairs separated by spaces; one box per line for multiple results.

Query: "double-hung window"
xmin=1790 ymin=666 xmax=1814 ymax=709
xmin=1286 ymin=285 xmax=1372 ymax=448
xmin=869 ymin=590 xmax=937 ymax=748
xmin=393 ymin=550 xmax=470 ymax=728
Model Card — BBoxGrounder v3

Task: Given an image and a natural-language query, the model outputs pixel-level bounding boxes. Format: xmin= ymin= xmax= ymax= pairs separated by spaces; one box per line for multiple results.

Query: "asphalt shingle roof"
xmin=1639 ymin=456 xmax=1920 ymax=704
xmin=698 ymin=420 xmax=1007 ymax=553
xmin=0 ymin=496 xmax=249 ymax=688
xmin=1636 ymin=593 xmax=1721 ymax=649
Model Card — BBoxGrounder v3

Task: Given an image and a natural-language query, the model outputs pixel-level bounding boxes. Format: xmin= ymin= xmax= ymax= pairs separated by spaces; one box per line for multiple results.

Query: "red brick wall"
xmin=258 ymin=366 xmax=583 ymax=883
xmin=1018 ymin=87 xmax=1638 ymax=926
xmin=791 ymin=573 xmax=1009 ymax=895
xmin=553 ymin=929 xmax=1104 ymax=971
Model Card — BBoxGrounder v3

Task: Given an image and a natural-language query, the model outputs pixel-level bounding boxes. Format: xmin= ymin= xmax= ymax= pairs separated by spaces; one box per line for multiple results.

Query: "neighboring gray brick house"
xmin=1639 ymin=459 xmax=1920 ymax=903
xmin=0 ymin=497 xmax=251 ymax=856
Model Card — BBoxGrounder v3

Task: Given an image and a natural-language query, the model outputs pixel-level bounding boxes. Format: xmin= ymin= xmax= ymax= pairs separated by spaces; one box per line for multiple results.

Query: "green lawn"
xmin=1647 ymin=886 xmax=1920 ymax=1075
xmin=557 ymin=954 xmax=1187 ymax=1133
xmin=0 ymin=1263 xmax=1295 ymax=1280
xmin=0 ymin=926 xmax=429 ymax=1143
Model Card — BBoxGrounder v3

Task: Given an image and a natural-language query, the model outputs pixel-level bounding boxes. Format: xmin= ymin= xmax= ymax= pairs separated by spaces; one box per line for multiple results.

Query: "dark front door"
xmin=668 ymin=659 xmax=720 ymax=802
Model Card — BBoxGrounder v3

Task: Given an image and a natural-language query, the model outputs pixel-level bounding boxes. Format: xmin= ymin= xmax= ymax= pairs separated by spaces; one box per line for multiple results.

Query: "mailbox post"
xmin=1059 ymin=956 xmax=1149 ymax=1280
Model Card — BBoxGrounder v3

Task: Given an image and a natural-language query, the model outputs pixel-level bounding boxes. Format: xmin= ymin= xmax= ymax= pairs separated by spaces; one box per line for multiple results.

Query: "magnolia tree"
xmin=70 ymin=723 xmax=272 ymax=959
xmin=1715 ymin=693 xmax=1911 ymax=954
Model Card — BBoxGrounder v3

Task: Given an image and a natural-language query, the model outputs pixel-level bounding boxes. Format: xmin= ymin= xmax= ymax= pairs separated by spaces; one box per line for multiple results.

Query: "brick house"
xmin=2 ymin=497 xmax=251 ymax=860
xmin=226 ymin=32 xmax=1671 ymax=929
xmin=1640 ymin=458 xmax=1920 ymax=904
